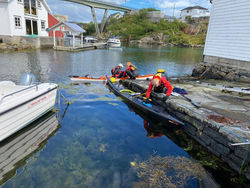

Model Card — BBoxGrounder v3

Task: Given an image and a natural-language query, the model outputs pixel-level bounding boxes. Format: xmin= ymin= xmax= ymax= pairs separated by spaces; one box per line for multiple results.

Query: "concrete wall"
xmin=0 ymin=35 xmax=57 ymax=51
xmin=204 ymin=0 xmax=250 ymax=63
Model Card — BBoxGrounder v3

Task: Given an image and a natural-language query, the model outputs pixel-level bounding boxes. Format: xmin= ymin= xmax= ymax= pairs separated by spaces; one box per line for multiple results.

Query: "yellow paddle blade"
xmin=120 ymin=89 xmax=135 ymax=94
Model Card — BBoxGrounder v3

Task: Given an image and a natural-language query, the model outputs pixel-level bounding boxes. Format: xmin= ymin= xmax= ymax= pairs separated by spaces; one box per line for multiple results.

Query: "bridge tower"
xmin=64 ymin=0 xmax=134 ymax=35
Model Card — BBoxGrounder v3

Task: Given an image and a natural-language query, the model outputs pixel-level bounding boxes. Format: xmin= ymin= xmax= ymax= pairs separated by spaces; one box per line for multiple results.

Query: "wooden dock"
xmin=54 ymin=42 xmax=107 ymax=52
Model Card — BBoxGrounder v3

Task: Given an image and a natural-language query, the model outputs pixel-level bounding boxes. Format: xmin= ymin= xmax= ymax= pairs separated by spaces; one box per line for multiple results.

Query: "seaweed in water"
xmin=133 ymin=155 xmax=206 ymax=188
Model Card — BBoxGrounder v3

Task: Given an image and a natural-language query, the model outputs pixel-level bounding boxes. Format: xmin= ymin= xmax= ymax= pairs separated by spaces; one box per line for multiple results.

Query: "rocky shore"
xmin=127 ymin=33 xmax=204 ymax=48
xmin=120 ymin=78 xmax=250 ymax=180
xmin=192 ymin=62 xmax=250 ymax=83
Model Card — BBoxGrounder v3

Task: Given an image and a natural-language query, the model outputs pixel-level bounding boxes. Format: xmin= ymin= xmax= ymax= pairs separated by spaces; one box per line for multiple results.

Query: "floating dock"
xmin=54 ymin=42 xmax=106 ymax=52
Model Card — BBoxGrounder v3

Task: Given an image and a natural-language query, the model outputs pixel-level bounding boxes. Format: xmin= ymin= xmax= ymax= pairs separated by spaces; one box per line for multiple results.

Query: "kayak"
xmin=69 ymin=74 xmax=154 ymax=83
xmin=106 ymin=76 xmax=184 ymax=126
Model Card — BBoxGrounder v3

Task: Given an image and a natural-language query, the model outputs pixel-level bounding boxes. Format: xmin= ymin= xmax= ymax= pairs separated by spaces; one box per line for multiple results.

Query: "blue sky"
xmin=47 ymin=0 xmax=211 ymax=22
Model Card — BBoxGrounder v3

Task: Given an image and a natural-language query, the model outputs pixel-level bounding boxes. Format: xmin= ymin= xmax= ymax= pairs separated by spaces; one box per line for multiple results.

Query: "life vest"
xmin=111 ymin=66 xmax=122 ymax=77
xmin=123 ymin=65 xmax=137 ymax=77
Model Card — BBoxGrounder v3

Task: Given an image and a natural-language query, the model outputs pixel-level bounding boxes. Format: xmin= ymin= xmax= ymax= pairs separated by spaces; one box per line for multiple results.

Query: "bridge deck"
xmin=64 ymin=0 xmax=134 ymax=12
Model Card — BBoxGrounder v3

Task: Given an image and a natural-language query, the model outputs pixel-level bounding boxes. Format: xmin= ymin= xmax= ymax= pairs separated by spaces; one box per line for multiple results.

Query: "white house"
xmin=109 ymin=12 xmax=123 ymax=20
xmin=147 ymin=11 xmax=165 ymax=23
xmin=180 ymin=6 xmax=210 ymax=20
xmin=0 ymin=0 xmax=51 ymax=36
xmin=203 ymin=0 xmax=250 ymax=70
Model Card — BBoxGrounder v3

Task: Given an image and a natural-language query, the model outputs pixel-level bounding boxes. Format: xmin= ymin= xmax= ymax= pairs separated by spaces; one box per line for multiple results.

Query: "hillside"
xmin=105 ymin=9 xmax=208 ymax=47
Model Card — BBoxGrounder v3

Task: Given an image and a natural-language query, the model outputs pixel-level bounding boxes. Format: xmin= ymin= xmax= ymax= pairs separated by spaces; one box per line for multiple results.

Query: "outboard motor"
xmin=19 ymin=73 xmax=37 ymax=86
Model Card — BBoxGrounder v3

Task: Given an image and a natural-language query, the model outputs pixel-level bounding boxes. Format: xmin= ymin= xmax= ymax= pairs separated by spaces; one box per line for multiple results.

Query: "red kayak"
xmin=70 ymin=74 xmax=154 ymax=83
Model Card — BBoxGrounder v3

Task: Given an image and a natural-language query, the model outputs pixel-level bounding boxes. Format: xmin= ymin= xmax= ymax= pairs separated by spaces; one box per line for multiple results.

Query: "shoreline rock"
xmin=192 ymin=63 xmax=250 ymax=83
xmin=120 ymin=78 xmax=250 ymax=181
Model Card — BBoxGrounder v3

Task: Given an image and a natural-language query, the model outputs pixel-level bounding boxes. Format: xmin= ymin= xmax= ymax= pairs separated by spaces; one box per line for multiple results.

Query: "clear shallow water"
xmin=0 ymin=46 xmax=203 ymax=187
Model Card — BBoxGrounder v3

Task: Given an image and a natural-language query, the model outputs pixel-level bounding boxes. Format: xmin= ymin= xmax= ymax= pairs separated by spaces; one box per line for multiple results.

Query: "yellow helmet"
xmin=157 ymin=69 xmax=165 ymax=73
xmin=110 ymin=77 xmax=116 ymax=83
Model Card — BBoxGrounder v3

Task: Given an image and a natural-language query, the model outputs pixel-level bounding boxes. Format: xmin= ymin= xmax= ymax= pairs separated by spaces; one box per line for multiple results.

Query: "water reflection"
xmin=143 ymin=120 xmax=164 ymax=139
xmin=0 ymin=112 xmax=60 ymax=186
xmin=0 ymin=46 xmax=204 ymax=187
xmin=0 ymin=46 xmax=202 ymax=84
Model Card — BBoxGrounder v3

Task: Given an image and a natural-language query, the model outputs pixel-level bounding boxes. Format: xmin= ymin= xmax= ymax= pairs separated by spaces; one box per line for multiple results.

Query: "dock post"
xmin=81 ymin=34 xmax=83 ymax=47
xmin=53 ymin=30 xmax=56 ymax=48
xmin=73 ymin=34 xmax=75 ymax=48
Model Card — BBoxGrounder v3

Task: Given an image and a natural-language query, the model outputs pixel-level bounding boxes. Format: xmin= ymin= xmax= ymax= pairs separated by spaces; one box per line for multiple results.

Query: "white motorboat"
xmin=0 ymin=80 xmax=57 ymax=142
xmin=107 ymin=37 xmax=121 ymax=47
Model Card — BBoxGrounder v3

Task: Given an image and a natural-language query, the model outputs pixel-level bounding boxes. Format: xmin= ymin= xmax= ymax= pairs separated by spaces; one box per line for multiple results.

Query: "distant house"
xmin=203 ymin=0 xmax=250 ymax=74
xmin=0 ymin=0 xmax=51 ymax=36
xmin=48 ymin=13 xmax=64 ymax=38
xmin=53 ymin=14 xmax=68 ymax=22
xmin=109 ymin=12 xmax=123 ymax=20
xmin=147 ymin=11 xmax=165 ymax=23
xmin=180 ymin=6 xmax=210 ymax=21
xmin=164 ymin=15 xmax=175 ymax=22
xmin=49 ymin=21 xmax=86 ymax=48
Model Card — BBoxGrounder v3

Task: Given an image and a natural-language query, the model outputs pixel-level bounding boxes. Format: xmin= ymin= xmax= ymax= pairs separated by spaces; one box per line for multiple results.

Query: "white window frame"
xmin=41 ymin=20 xmax=46 ymax=30
xmin=14 ymin=16 xmax=22 ymax=29
xmin=37 ymin=0 xmax=41 ymax=8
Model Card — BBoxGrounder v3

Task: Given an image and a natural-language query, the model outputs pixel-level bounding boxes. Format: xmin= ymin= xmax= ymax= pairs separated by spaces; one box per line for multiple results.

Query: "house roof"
xmin=49 ymin=21 xmax=86 ymax=33
xmin=181 ymin=6 xmax=208 ymax=11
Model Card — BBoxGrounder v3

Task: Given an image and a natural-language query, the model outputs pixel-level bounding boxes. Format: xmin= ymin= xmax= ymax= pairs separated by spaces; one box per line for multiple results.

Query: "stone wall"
xmin=192 ymin=55 xmax=250 ymax=83
xmin=121 ymin=80 xmax=250 ymax=180
xmin=0 ymin=35 xmax=61 ymax=52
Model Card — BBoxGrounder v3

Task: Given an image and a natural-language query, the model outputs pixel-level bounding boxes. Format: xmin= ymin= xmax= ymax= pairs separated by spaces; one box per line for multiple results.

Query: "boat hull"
xmin=0 ymin=84 xmax=57 ymax=142
xmin=107 ymin=43 xmax=121 ymax=47
xmin=106 ymin=76 xmax=183 ymax=126
xmin=70 ymin=74 xmax=154 ymax=83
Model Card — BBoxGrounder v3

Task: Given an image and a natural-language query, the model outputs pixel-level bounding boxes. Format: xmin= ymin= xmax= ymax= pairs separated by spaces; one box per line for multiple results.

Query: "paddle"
xmin=172 ymin=92 xmax=201 ymax=108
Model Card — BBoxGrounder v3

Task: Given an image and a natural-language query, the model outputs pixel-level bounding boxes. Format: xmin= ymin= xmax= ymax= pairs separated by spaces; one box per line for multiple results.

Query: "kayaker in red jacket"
xmin=111 ymin=64 xmax=124 ymax=78
xmin=123 ymin=62 xmax=138 ymax=79
xmin=146 ymin=70 xmax=173 ymax=101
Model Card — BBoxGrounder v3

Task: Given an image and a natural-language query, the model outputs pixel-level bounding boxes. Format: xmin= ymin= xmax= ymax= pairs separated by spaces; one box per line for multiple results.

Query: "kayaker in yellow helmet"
xmin=146 ymin=69 xmax=172 ymax=102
